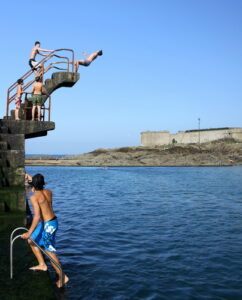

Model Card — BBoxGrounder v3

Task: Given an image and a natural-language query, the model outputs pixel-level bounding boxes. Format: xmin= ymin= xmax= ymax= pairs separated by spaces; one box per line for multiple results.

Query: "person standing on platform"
xmin=31 ymin=76 xmax=44 ymax=121
xmin=14 ymin=78 xmax=24 ymax=120
xmin=14 ymin=79 xmax=29 ymax=120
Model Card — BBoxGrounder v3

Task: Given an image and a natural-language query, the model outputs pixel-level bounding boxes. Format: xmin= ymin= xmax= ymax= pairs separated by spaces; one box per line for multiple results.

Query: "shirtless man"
xmin=31 ymin=76 xmax=44 ymax=121
xmin=75 ymin=50 xmax=103 ymax=71
xmin=21 ymin=173 xmax=69 ymax=288
xmin=29 ymin=41 xmax=54 ymax=75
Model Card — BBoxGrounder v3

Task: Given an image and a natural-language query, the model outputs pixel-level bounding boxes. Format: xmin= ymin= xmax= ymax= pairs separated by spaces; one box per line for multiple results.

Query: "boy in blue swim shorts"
xmin=21 ymin=173 xmax=69 ymax=288
xmin=30 ymin=215 xmax=58 ymax=252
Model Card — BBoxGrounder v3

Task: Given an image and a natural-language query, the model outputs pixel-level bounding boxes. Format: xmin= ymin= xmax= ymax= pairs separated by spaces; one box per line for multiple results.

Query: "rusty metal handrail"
xmin=6 ymin=48 xmax=75 ymax=119
xmin=8 ymin=54 xmax=70 ymax=104
xmin=23 ymin=94 xmax=51 ymax=121
xmin=41 ymin=95 xmax=51 ymax=122
xmin=7 ymin=51 xmax=73 ymax=102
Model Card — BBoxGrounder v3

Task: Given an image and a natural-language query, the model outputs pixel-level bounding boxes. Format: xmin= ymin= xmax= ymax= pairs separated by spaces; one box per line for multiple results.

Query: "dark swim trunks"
xmin=29 ymin=59 xmax=38 ymax=71
xmin=31 ymin=216 xmax=58 ymax=252
xmin=83 ymin=59 xmax=91 ymax=67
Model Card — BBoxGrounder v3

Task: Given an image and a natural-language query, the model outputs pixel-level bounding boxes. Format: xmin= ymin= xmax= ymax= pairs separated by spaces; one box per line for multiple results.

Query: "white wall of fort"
xmin=141 ymin=128 xmax=242 ymax=146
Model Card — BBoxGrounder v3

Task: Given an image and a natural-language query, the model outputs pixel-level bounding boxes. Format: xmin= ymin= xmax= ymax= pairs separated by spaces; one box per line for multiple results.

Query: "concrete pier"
xmin=0 ymin=120 xmax=55 ymax=212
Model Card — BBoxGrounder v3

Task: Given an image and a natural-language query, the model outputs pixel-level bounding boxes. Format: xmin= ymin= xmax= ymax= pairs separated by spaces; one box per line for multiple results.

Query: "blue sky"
xmin=0 ymin=0 xmax=241 ymax=154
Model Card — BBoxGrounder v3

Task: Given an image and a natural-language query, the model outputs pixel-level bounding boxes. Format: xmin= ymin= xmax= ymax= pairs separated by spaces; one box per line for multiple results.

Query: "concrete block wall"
xmin=0 ymin=120 xmax=55 ymax=212
xmin=141 ymin=128 xmax=242 ymax=146
xmin=141 ymin=131 xmax=170 ymax=146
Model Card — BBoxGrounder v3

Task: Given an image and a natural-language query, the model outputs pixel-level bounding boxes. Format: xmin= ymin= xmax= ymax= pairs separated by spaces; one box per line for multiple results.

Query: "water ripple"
xmin=26 ymin=166 xmax=242 ymax=299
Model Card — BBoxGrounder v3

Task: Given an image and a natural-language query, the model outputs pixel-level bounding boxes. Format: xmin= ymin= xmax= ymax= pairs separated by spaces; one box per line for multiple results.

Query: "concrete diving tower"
xmin=1 ymin=68 xmax=80 ymax=212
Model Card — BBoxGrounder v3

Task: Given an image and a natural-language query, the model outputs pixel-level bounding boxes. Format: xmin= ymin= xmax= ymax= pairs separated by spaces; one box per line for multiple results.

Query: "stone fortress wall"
xmin=141 ymin=128 xmax=242 ymax=146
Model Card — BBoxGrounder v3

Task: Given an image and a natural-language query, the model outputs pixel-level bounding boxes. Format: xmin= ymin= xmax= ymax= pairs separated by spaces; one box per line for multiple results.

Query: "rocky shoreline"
xmin=25 ymin=139 xmax=242 ymax=167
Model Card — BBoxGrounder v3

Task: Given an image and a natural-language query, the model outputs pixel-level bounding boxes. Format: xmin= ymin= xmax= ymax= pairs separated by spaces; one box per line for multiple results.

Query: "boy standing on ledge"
xmin=21 ymin=173 xmax=69 ymax=288
xmin=15 ymin=79 xmax=24 ymax=120
xmin=31 ymin=76 xmax=44 ymax=121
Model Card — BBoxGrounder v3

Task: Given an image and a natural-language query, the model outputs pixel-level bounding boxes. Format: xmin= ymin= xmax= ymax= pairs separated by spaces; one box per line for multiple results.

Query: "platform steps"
xmin=9 ymin=72 xmax=80 ymax=120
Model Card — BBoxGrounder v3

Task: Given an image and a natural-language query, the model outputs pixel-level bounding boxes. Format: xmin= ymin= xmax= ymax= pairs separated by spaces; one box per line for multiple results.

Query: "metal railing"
xmin=6 ymin=48 xmax=75 ymax=119
xmin=23 ymin=93 xmax=51 ymax=122
xmin=10 ymin=227 xmax=64 ymax=287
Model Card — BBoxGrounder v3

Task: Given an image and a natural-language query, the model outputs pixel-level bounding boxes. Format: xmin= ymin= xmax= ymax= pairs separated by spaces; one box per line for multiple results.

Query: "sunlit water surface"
xmin=26 ymin=166 xmax=242 ymax=300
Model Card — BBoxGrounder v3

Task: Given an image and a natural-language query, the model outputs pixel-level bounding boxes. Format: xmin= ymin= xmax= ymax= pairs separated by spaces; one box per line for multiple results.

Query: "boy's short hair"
xmin=35 ymin=41 xmax=40 ymax=46
xmin=31 ymin=174 xmax=45 ymax=190
xmin=35 ymin=76 xmax=41 ymax=82
xmin=17 ymin=78 xmax=23 ymax=84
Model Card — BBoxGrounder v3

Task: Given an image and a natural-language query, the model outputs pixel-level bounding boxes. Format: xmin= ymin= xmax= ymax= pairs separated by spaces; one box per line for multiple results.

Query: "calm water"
xmin=26 ymin=166 xmax=242 ymax=300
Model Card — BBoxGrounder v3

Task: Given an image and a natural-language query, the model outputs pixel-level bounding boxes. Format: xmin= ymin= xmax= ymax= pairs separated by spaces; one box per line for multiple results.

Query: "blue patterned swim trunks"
xmin=31 ymin=216 xmax=58 ymax=252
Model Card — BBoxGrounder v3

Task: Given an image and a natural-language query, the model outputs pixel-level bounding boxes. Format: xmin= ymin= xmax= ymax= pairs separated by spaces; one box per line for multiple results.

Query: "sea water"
xmin=26 ymin=166 xmax=242 ymax=300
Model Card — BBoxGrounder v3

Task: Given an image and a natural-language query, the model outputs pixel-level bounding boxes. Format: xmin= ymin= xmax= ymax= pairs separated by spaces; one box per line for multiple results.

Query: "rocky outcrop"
xmin=25 ymin=139 xmax=242 ymax=167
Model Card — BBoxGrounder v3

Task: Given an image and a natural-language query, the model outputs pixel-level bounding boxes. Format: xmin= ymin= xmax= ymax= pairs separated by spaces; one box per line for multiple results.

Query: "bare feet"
xmin=29 ymin=264 xmax=47 ymax=271
xmin=56 ymin=274 xmax=69 ymax=288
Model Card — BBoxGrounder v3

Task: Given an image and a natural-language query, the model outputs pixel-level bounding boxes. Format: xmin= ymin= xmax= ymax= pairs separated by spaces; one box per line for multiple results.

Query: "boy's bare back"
xmin=31 ymin=189 xmax=55 ymax=222
xmin=33 ymin=82 xmax=43 ymax=95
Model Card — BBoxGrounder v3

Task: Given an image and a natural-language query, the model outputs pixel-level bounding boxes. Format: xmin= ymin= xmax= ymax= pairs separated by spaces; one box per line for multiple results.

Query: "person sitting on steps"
xmin=75 ymin=50 xmax=103 ymax=71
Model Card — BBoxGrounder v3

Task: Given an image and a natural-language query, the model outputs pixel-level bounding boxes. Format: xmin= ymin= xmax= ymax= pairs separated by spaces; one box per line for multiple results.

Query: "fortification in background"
xmin=141 ymin=128 xmax=242 ymax=146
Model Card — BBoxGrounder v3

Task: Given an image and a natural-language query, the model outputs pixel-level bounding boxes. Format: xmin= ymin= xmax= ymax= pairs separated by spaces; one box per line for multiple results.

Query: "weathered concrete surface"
xmin=24 ymin=72 xmax=80 ymax=110
xmin=0 ymin=120 xmax=55 ymax=212
xmin=0 ymin=120 xmax=55 ymax=138
xmin=1 ymin=167 xmax=25 ymax=186
xmin=0 ymin=187 xmax=26 ymax=211
xmin=45 ymin=71 xmax=80 ymax=94
xmin=141 ymin=128 xmax=242 ymax=146
xmin=0 ymin=134 xmax=24 ymax=150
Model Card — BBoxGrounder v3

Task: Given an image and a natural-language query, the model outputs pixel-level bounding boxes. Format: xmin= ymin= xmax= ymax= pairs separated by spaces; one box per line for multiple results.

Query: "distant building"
xmin=141 ymin=128 xmax=242 ymax=146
